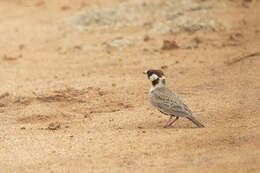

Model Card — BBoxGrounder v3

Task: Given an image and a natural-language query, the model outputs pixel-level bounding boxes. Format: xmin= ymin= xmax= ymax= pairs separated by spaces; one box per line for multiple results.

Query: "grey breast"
xmin=149 ymin=86 xmax=192 ymax=117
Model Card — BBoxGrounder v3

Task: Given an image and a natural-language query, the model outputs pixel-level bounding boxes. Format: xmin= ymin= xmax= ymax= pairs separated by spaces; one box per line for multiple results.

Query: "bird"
xmin=143 ymin=69 xmax=205 ymax=128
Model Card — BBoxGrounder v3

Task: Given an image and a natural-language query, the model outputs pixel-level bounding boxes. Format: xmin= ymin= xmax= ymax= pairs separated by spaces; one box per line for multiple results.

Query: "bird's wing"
xmin=150 ymin=87 xmax=192 ymax=117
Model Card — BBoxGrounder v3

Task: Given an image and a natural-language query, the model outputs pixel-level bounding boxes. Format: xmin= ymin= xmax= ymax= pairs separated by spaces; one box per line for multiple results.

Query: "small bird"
xmin=144 ymin=69 xmax=204 ymax=128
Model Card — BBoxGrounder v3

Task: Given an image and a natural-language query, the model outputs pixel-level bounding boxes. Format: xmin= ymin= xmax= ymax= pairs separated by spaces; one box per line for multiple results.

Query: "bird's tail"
xmin=186 ymin=116 xmax=205 ymax=128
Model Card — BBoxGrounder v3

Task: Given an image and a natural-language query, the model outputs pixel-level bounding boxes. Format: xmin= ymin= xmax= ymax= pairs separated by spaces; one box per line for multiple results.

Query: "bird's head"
xmin=143 ymin=69 xmax=166 ymax=86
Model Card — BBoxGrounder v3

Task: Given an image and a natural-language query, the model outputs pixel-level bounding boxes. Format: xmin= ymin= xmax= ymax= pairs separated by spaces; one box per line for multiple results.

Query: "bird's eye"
xmin=147 ymin=71 xmax=152 ymax=77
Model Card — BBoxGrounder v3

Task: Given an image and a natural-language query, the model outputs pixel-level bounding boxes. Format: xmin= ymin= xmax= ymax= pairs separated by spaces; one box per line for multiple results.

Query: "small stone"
xmin=48 ymin=122 xmax=61 ymax=130
xmin=144 ymin=35 xmax=151 ymax=42
xmin=193 ymin=37 xmax=201 ymax=44
xmin=73 ymin=45 xmax=82 ymax=50
xmin=0 ymin=92 xmax=10 ymax=99
xmin=19 ymin=44 xmax=25 ymax=50
xmin=98 ymin=91 xmax=106 ymax=96
xmin=161 ymin=40 xmax=179 ymax=50
xmin=161 ymin=65 xmax=168 ymax=69
xmin=61 ymin=5 xmax=71 ymax=11
xmin=0 ymin=103 xmax=5 ymax=107
xmin=183 ymin=45 xmax=198 ymax=49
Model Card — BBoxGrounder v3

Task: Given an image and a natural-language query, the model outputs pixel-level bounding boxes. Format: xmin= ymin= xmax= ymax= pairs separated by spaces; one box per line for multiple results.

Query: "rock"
xmin=144 ymin=35 xmax=151 ymax=42
xmin=48 ymin=122 xmax=61 ymax=130
xmin=161 ymin=65 xmax=168 ymax=69
xmin=0 ymin=92 xmax=9 ymax=99
xmin=68 ymin=1 xmax=219 ymax=33
xmin=161 ymin=40 xmax=179 ymax=50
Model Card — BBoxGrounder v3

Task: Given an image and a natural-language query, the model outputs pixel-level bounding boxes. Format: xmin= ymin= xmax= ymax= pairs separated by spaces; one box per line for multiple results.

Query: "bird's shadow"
xmin=120 ymin=120 xmax=200 ymax=130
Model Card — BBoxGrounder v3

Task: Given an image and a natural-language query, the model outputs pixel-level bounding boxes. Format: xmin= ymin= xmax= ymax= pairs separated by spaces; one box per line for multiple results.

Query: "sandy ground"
xmin=0 ymin=0 xmax=260 ymax=172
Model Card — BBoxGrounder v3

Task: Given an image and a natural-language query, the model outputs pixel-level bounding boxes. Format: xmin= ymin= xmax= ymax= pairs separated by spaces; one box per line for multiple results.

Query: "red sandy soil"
xmin=0 ymin=0 xmax=259 ymax=172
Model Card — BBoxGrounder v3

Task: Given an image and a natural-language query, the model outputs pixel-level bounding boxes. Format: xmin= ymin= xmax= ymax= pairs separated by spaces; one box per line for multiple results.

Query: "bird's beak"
xmin=143 ymin=70 xmax=147 ymax=75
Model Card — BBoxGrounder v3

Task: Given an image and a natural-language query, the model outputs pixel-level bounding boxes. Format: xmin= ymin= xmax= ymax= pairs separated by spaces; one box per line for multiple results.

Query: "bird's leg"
xmin=163 ymin=116 xmax=173 ymax=128
xmin=167 ymin=116 xmax=179 ymax=127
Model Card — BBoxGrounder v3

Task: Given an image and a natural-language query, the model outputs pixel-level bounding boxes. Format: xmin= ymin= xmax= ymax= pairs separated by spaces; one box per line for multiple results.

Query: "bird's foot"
xmin=163 ymin=124 xmax=170 ymax=128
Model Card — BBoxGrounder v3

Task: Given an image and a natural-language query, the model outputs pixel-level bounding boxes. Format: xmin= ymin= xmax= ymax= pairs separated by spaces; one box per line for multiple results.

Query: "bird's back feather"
xmin=149 ymin=86 xmax=205 ymax=127
xmin=149 ymin=86 xmax=192 ymax=118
